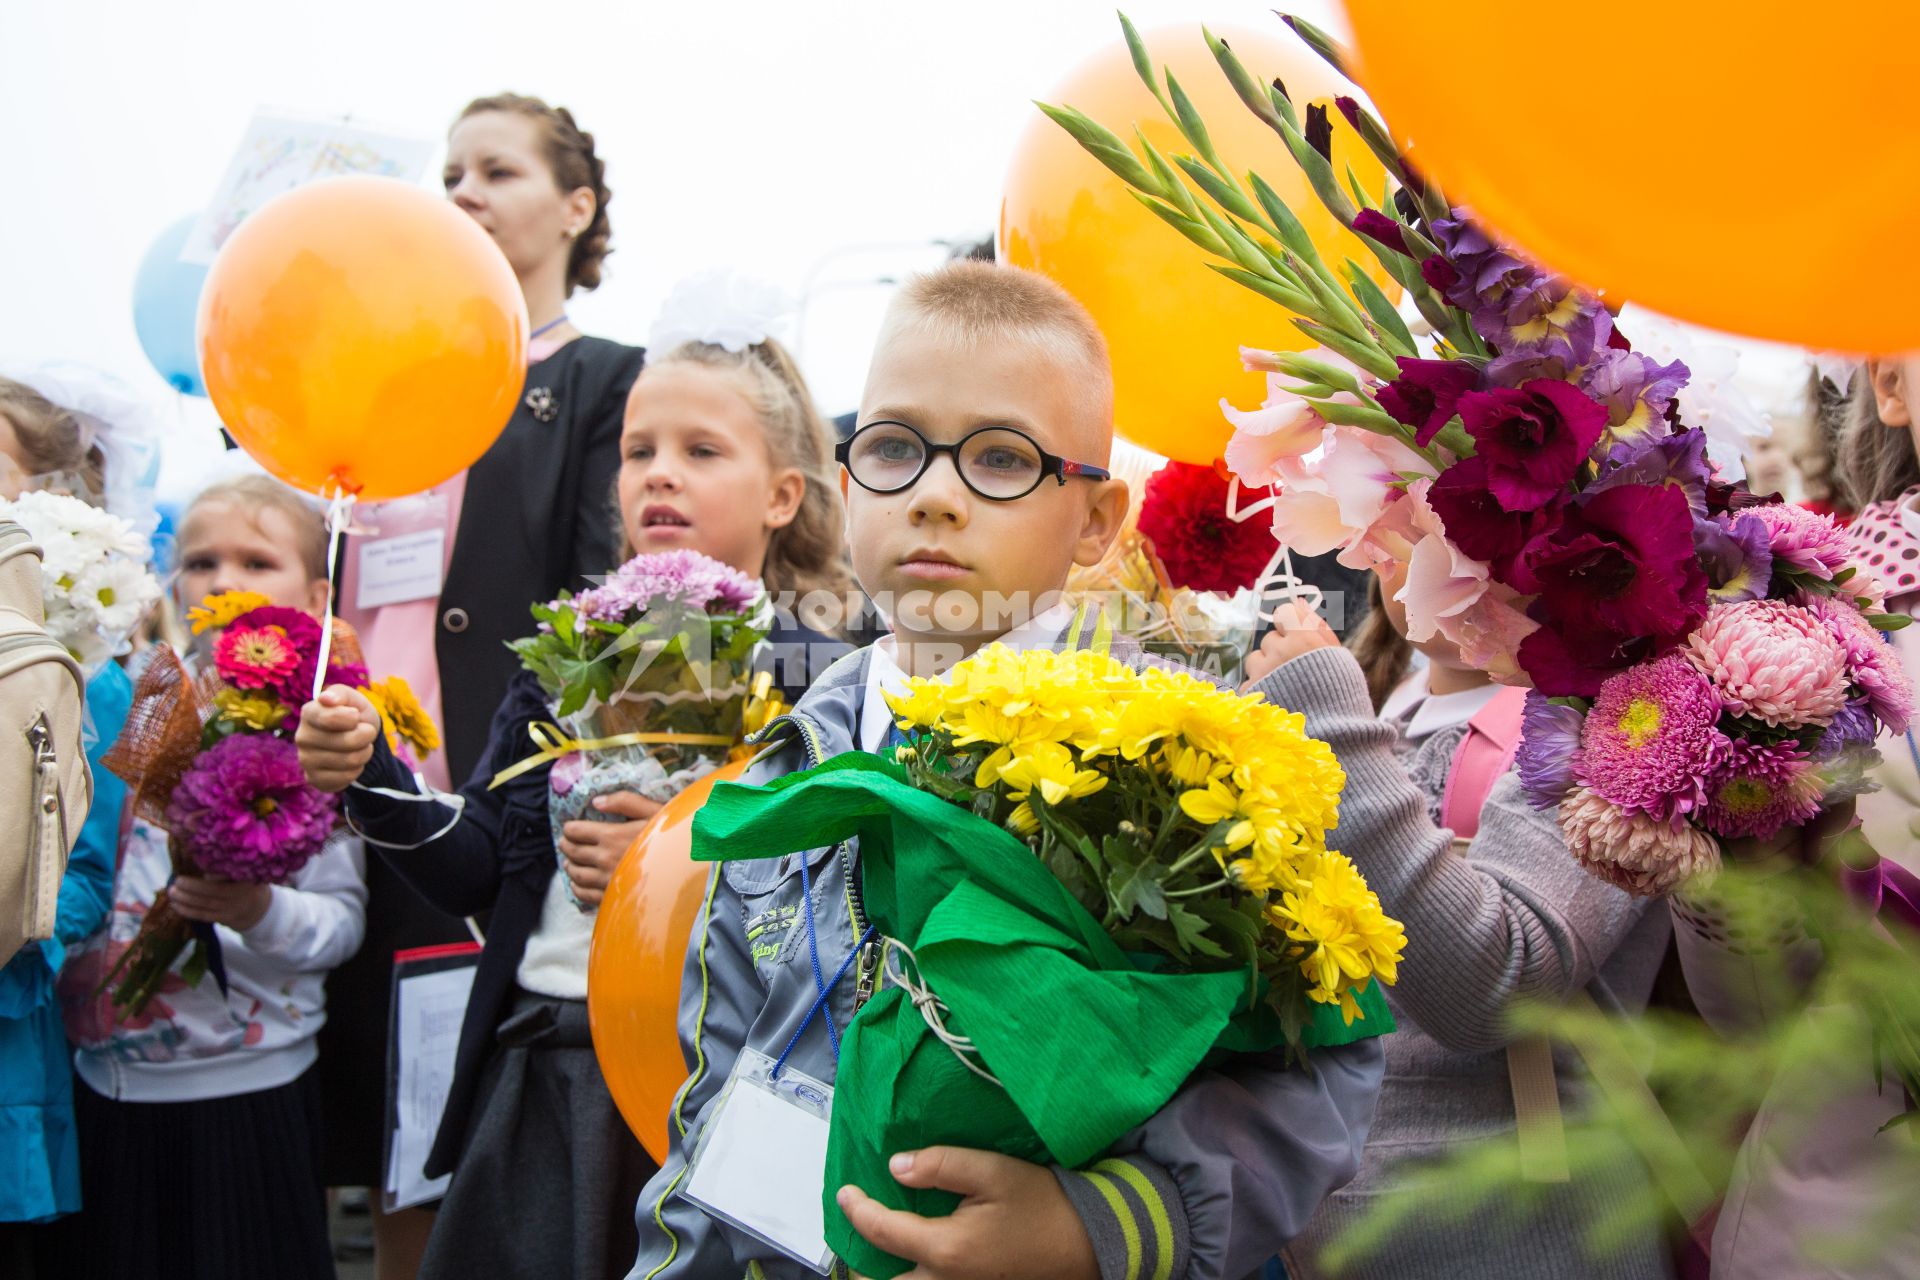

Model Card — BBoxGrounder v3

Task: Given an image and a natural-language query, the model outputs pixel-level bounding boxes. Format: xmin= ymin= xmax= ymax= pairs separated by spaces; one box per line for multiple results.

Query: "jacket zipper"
xmin=756 ymin=712 xmax=882 ymax=1010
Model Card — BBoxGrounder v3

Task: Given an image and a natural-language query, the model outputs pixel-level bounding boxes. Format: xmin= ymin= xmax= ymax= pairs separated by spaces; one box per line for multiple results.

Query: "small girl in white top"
xmin=45 ymin=476 xmax=366 ymax=1280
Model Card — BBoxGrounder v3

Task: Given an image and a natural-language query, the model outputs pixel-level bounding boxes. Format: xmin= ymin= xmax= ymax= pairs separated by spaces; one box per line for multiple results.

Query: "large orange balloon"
xmin=1343 ymin=0 xmax=1920 ymax=353
xmin=588 ymin=759 xmax=750 ymax=1162
xmin=1001 ymin=24 xmax=1390 ymax=465
xmin=197 ymin=176 xmax=528 ymax=500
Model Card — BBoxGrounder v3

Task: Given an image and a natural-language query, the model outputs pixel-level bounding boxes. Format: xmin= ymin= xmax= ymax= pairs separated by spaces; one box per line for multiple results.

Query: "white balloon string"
xmin=343 ymin=776 xmax=467 ymax=849
xmin=1222 ymin=477 xmax=1320 ymax=625
xmin=310 ymin=490 xmax=356 ymax=702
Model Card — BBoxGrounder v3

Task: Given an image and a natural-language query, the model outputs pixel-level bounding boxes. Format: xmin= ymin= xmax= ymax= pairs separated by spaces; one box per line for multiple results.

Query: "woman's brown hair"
xmin=1839 ymin=367 xmax=1920 ymax=510
xmin=457 ymin=93 xmax=613 ymax=294
xmin=0 ymin=376 xmax=107 ymax=505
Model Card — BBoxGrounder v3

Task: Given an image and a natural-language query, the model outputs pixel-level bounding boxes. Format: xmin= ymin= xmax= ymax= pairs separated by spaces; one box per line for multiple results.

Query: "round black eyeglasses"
xmin=835 ymin=420 xmax=1112 ymax=502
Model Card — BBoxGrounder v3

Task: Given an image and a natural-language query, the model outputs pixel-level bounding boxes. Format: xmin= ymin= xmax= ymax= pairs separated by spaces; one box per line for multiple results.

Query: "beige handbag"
xmin=0 ymin=518 xmax=92 ymax=968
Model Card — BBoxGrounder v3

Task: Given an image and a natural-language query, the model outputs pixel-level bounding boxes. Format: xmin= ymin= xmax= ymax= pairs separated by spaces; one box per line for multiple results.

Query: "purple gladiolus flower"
xmin=1694 ymin=513 xmax=1774 ymax=604
xmin=1582 ymin=349 xmax=1689 ymax=434
xmin=1592 ymin=428 xmax=1711 ymax=518
xmin=1517 ymin=690 xmax=1584 ymax=810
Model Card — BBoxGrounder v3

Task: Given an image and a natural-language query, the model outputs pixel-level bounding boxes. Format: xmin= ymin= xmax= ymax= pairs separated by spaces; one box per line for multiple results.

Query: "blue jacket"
xmin=0 ymin=662 xmax=132 ymax=1222
xmin=628 ymin=636 xmax=1385 ymax=1280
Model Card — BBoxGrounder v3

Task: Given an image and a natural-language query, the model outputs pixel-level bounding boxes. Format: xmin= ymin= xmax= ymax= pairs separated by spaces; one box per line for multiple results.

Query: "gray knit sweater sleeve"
xmin=1254 ymin=648 xmax=1650 ymax=1055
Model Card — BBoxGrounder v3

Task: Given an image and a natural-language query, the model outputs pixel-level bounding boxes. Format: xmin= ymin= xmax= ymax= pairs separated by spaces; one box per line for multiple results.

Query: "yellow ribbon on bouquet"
xmin=488 ymin=720 xmax=733 ymax=790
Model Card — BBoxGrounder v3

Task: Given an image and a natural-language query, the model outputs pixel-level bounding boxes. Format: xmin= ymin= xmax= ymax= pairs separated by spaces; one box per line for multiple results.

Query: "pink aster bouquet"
xmin=504 ymin=549 xmax=771 ymax=906
xmin=97 ymin=590 xmax=375 ymax=1016
xmin=1053 ymin=15 xmax=1913 ymax=895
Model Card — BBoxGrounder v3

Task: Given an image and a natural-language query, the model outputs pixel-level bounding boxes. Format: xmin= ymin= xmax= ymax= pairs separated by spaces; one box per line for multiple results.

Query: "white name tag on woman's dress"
xmin=681 ymin=1048 xmax=837 ymax=1274
xmin=354 ymin=492 xmax=452 ymax=609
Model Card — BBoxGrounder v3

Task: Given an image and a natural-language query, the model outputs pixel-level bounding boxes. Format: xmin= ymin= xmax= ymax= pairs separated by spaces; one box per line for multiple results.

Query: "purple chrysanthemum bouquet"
xmin=1051 ymin=14 xmax=1913 ymax=895
xmin=506 ymin=550 xmax=771 ymax=906
xmin=97 ymin=592 xmax=372 ymax=1016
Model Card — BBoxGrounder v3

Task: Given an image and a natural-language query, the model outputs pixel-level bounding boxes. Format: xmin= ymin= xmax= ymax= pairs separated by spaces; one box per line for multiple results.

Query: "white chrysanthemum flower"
xmin=71 ymin=556 xmax=162 ymax=633
xmin=1 ymin=489 xmax=159 ymax=675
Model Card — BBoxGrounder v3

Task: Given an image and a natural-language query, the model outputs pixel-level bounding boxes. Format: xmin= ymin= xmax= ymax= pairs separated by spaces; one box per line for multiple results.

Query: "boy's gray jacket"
xmin=627 ymin=638 xmax=1385 ymax=1280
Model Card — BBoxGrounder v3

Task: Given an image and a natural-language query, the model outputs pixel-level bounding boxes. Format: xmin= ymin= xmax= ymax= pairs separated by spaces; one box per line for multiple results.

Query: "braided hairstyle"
xmin=457 ymin=93 xmax=613 ymax=294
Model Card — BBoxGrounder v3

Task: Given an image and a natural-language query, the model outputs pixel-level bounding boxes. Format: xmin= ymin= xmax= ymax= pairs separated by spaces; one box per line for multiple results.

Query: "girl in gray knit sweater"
xmin=1244 ymin=575 xmax=1676 ymax=1280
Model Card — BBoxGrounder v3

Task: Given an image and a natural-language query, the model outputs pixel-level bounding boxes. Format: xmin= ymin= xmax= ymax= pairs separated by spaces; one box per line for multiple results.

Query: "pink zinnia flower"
xmin=214 ymin=606 xmax=325 ymax=704
xmin=1797 ymin=594 xmax=1913 ymax=735
xmin=1685 ymin=600 xmax=1850 ymax=728
xmin=1559 ymin=787 xmax=1721 ymax=897
xmin=1751 ymin=503 xmax=1855 ymax=582
xmin=214 ymin=623 xmax=303 ymax=693
xmin=166 ymin=734 xmax=338 ymax=882
xmin=1698 ymin=739 xmax=1824 ymax=841
xmin=1576 ymin=655 xmax=1730 ymax=821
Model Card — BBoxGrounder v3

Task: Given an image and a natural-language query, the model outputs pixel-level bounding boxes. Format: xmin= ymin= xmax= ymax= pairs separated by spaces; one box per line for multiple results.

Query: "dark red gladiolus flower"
xmin=1427 ymin=455 xmax=1566 ymax=579
xmin=1352 ymin=208 xmax=1410 ymax=257
xmin=1376 ymin=357 xmax=1480 ymax=446
xmin=1458 ymin=378 xmax=1609 ymax=510
xmin=1420 ymin=254 xmax=1460 ymax=293
xmin=1514 ymin=483 xmax=1709 ymax=694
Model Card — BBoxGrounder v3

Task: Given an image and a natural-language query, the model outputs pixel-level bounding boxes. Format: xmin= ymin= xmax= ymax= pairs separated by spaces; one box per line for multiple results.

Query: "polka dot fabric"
xmin=1849 ymin=484 xmax=1920 ymax=599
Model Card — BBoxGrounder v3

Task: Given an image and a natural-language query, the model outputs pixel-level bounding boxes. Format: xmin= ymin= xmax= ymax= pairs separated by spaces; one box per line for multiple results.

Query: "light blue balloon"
xmin=132 ymin=214 xmax=209 ymax=397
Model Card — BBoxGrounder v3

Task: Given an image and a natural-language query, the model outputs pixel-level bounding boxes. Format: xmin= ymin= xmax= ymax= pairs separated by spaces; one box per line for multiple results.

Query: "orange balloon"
xmin=197 ymin=176 xmax=528 ymax=500
xmin=1001 ymin=24 xmax=1391 ymax=465
xmin=1343 ymin=0 xmax=1920 ymax=353
xmin=588 ymin=759 xmax=750 ymax=1162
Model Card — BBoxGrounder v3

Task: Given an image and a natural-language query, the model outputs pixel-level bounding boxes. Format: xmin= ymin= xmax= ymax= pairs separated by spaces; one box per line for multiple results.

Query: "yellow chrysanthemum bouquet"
xmin=692 ymin=642 xmax=1402 ymax=1277
xmin=887 ymin=645 xmax=1402 ymax=1026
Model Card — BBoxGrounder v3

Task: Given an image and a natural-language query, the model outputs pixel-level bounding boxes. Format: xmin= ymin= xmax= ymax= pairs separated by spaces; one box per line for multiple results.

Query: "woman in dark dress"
xmin=322 ymin=92 xmax=644 ymax=1279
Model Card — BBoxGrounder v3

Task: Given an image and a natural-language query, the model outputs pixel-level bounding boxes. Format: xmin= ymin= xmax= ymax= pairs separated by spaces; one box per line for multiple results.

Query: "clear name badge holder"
xmin=680 ymin=1047 xmax=839 ymax=1274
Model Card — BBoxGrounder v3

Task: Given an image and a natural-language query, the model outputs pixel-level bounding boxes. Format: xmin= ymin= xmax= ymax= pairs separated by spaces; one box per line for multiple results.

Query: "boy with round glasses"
xmin=629 ymin=262 xmax=1384 ymax=1280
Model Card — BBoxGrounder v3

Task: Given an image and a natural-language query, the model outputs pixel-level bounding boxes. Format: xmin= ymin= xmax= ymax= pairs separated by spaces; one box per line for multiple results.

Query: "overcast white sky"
xmin=0 ymin=0 xmax=1816 ymax=500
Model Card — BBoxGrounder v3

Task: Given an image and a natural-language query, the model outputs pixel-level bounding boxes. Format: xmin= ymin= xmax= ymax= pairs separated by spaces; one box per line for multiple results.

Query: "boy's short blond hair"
xmin=880 ymin=262 xmax=1115 ymax=432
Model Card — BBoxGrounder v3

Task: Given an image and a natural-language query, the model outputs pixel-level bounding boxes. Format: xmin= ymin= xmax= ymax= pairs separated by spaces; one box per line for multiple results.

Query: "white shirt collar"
xmin=859 ymin=602 xmax=1077 ymax=753
xmin=1379 ymin=666 xmax=1502 ymax=740
xmin=1900 ymin=489 xmax=1920 ymax=539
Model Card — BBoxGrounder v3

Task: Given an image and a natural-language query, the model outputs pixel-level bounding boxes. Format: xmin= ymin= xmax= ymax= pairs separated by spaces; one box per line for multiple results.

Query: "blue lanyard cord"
xmin=530 ymin=314 xmax=570 ymax=340
xmin=770 ymin=850 xmax=877 ymax=1081
xmin=1906 ymin=730 xmax=1919 ymax=778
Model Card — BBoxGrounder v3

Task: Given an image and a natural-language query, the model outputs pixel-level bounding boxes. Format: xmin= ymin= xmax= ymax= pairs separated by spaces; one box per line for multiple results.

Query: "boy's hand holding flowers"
xmin=839 ymin=1147 xmax=1096 ymax=1280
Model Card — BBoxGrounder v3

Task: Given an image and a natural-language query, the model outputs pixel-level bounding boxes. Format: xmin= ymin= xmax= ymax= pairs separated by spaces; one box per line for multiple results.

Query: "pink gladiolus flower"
xmin=1393 ymin=479 xmax=1489 ymax=644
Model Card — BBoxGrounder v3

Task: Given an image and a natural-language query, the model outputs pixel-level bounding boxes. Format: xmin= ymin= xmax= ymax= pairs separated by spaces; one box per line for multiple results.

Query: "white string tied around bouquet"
xmin=883 ymin=938 xmax=1003 ymax=1088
